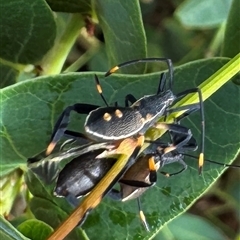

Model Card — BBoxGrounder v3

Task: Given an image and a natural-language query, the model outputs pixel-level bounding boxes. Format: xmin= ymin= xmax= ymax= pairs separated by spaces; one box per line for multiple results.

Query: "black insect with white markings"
xmin=52 ymin=129 xmax=240 ymax=231
xmin=46 ymin=58 xmax=205 ymax=173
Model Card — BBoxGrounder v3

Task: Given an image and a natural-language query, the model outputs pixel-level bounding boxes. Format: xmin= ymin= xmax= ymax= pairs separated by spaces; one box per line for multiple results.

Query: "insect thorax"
xmin=84 ymin=106 xmax=144 ymax=141
xmin=135 ymin=91 xmax=175 ymax=134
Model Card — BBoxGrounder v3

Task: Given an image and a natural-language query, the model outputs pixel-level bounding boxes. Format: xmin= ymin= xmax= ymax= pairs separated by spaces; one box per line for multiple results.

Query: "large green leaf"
xmin=94 ymin=0 xmax=147 ymax=73
xmin=155 ymin=213 xmax=226 ymax=240
xmin=1 ymin=58 xmax=239 ymax=239
xmin=222 ymin=0 xmax=240 ymax=57
xmin=0 ymin=0 xmax=56 ymax=64
xmin=175 ymin=0 xmax=232 ymax=28
xmin=46 ymin=0 xmax=92 ymax=13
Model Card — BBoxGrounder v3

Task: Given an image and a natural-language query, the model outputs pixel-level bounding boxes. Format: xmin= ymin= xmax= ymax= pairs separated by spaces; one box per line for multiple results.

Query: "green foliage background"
xmin=0 ymin=0 xmax=239 ymax=239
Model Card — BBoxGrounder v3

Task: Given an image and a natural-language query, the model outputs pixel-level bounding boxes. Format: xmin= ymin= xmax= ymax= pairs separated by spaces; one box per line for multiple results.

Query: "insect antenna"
xmin=94 ymin=74 xmax=109 ymax=107
xmin=105 ymin=57 xmax=174 ymax=90
xmin=182 ymin=153 xmax=240 ymax=168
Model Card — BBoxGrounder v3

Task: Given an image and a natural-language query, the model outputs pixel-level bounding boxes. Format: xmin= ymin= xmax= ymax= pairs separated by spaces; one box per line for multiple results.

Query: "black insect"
xmin=53 ymin=149 xmax=116 ymax=200
xmin=27 ymin=139 xmax=112 ymax=184
xmin=46 ymin=58 xmax=205 ymax=173
xmin=52 ymin=132 xmax=190 ymax=230
xmin=28 ymin=135 xmax=145 ymax=231
xmin=52 ymin=129 xmax=240 ymax=231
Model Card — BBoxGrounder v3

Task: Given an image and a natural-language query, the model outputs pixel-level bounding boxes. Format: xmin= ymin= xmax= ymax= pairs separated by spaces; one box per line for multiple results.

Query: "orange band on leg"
xmin=46 ymin=142 xmax=56 ymax=155
xmin=148 ymin=157 xmax=156 ymax=171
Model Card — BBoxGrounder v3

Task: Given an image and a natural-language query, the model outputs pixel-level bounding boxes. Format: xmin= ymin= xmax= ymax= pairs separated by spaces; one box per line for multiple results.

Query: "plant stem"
xmin=41 ymin=14 xmax=84 ymax=75
xmin=145 ymin=53 xmax=240 ymax=143
xmin=173 ymin=53 xmax=240 ymax=116
xmin=64 ymin=38 xmax=101 ymax=73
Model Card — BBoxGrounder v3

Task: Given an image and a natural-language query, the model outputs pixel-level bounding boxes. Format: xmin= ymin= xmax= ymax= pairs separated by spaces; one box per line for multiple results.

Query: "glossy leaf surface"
xmin=2 ymin=58 xmax=239 ymax=239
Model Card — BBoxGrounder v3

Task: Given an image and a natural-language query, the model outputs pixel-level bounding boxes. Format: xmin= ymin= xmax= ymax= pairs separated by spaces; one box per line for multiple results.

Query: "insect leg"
xmin=160 ymin=158 xmax=188 ymax=177
xmin=169 ymin=87 xmax=205 ymax=174
xmin=137 ymin=197 xmax=150 ymax=231
xmin=105 ymin=58 xmax=173 ymax=90
xmin=156 ymin=72 xmax=167 ymax=94
xmin=154 ymin=123 xmax=193 ymax=153
xmin=46 ymin=103 xmax=99 ymax=155
xmin=94 ymin=74 xmax=109 ymax=106
xmin=125 ymin=94 xmax=137 ymax=107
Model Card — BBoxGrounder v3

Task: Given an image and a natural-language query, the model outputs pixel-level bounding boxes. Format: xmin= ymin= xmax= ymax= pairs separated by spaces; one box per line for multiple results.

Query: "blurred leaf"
xmin=222 ymin=0 xmax=240 ymax=57
xmin=25 ymin=170 xmax=55 ymax=202
xmin=0 ymin=169 xmax=24 ymax=216
xmin=88 ymin=46 xmax=109 ymax=72
xmin=0 ymin=216 xmax=29 ymax=240
xmin=94 ymin=0 xmax=147 ymax=73
xmin=175 ymin=0 xmax=232 ymax=28
xmin=160 ymin=19 xmax=208 ymax=63
xmin=46 ymin=0 xmax=92 ymax=13
xmin=1 ymin=58 xmax=239 ymax=239
xmin=0 ymin=0 xmax=56 ymax=64
xmin=30 ymin=196 xmax=82 ymax=240
xmin=25 ymin=170 xmax=86 ymax=239
xmin=39 ymin=13 xmax=84 ymax=75
xmin=29 ymin=198 xmax=84 ymax=240
xmin=17 ymin=219 xmax=53 ymax=240
xmin=156 ymin=213 xmax=226 ymax=240
xmin=25 ymin=169 xmax=77 ymax=214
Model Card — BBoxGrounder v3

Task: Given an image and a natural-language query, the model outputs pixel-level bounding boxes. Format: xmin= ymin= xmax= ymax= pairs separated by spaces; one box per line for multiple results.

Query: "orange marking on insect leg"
xmin=148 ymin=157 xmax=156 ymax=171
xmin=109 ymin=66 xmax=119 ymax=73
xmin=154 ymin=122 xmax=170 ymax=130
xmin=46 ymin=142 xmax=56 ymax=155
xmin=139 ymin=211 xmax=150 ymax=232
xmin=164 ymin=145 xmax=176 ymax=154
xmin=96 ymin=83 xmax=103 ymax=94
xmin=198 ymin=153 xmax=204 ymax=174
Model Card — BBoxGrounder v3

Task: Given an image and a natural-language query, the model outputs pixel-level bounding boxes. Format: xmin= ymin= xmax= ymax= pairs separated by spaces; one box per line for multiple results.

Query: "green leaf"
xmin=0 ymin=169 xmax=24 ymax=216
xmin=24 ymin=170 xmax=87 ymax=239
xmin=0 ymin=58 xmax=238 ymax=169
xmin=0 ymin=63 xmax=19 ymax=88
xmin=94 ymin=0 xmax=147 ymax=73
xmin=0 ymin=0 xmax=56 ymax=64
xmin=46 ymin=0 xmax=92 ymax=13
xmin=17 ymin=219 xmax=53 ymax=240
xmin=29 ymin=197 xmax=83 ymax=240
xmin=175 ymin=0 xmax=232 ymax=28
xmin=156 ymin=213 xmax=226 ymax=240
xmin=222 ymin=0 xmax=240 ymax=57
xmin=1 ymin=58 xmax=239 ymax=239
xmin=0 ymin=216 xmax=30 ymax=240
xmin=25 ymin=169 xmax=76 ymax=214
xmin=81 ymin=59 xmax=240 ymax=239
